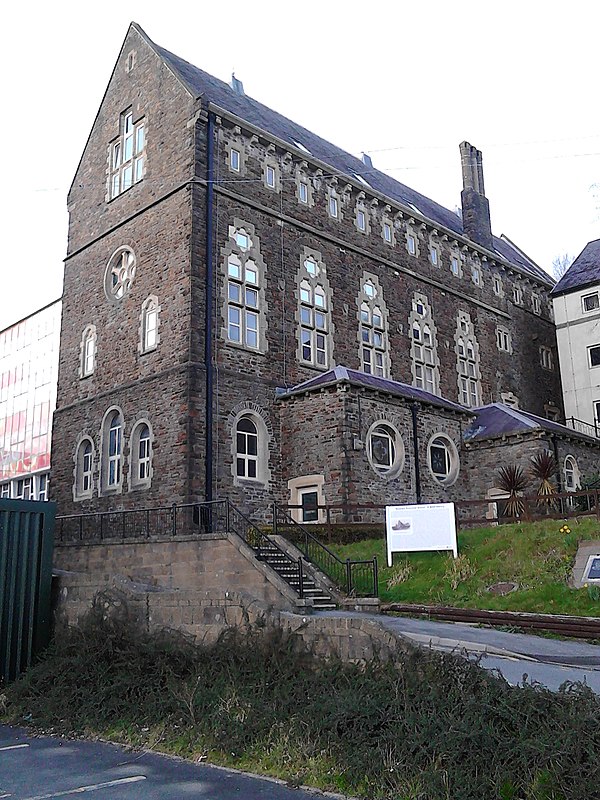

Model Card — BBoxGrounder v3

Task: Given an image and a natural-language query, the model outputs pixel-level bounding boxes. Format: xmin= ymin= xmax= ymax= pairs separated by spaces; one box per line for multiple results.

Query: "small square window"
xmin=230 ymin=149 xmax=241 ymax=172
xmin=583 ymin=293 xmax=600 ymax=313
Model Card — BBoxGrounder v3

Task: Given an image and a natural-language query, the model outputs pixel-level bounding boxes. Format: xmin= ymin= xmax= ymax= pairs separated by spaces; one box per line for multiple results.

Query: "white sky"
xmin=1 ymin=0 xmax=599 ymax=330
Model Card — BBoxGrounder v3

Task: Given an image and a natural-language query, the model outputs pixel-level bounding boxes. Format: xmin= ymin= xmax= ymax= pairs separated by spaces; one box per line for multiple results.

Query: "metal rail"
xmin=273 ymin=503 xmax=378 ymax=597
xmin=382 ymin=603 xmax=600 ymax=639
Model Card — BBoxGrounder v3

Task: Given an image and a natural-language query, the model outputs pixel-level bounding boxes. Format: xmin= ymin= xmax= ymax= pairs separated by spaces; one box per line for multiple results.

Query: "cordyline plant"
xmin=530 ymin=451 xmax=557 ymax=505
xmin=497 ymin=464 xmax=529 ymax=519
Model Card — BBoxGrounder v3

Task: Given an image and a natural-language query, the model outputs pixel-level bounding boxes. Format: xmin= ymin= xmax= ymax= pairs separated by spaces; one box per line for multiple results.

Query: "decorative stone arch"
xmin=72 ymin=431 xmax=97 ymax=501
xmin=356 ymin=272 xmax=391 ymax=378
xmin=104 ymin=246 xmax=136 ymax=303
xmin=128 ymin=415 xmax=155 ymax=491
xmin=365 ymin=418 xmax=406 ymax=480
xmin=227 ymin=402 xmax=273 ymax=487
xmin=563 ymin=455 xmax=581 ymax=491
xmin=427 ymin=432 xmax=460 ymax=487
xmin=100 ymin=405 xmax=125 ymax=495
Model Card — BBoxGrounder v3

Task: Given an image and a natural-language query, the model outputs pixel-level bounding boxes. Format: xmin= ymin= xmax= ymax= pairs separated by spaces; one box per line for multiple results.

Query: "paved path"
xmin=315 ymin=610 xmax=600 ymax=692
xmin=0 ymin=725 xmax=347 ymax=800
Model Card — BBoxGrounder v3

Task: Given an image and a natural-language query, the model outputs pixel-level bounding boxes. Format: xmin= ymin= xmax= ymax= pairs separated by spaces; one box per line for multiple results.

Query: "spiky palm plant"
xmin=497 ymin=464 xmax=529 ymax=519
xmin=530 ymin=451 xmax=557 ymax=506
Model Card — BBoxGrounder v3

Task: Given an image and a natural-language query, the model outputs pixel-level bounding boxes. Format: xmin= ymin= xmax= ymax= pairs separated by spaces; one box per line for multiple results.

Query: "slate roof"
xmin=464 ymin=403 xmax=597 ymax=443
xmin=551 ymin=239 xmax=600 ymax=296
xmin=276 ymin=366 xmax=471 ymax=415
xmin=137 ymin=24 xmax=552 ymax=287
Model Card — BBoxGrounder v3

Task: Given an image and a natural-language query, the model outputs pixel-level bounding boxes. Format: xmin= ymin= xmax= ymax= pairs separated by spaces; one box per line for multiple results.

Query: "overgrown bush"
xmin=3 ymin=606 xmax=600 ymax=800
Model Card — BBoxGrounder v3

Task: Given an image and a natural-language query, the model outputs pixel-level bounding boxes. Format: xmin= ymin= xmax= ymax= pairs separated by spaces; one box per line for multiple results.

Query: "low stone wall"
xmin=52 ymin=573 xmax=402 ymax=663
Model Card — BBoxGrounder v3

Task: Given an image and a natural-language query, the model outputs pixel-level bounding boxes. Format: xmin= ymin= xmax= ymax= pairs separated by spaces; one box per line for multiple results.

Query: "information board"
xmin=385 ymin=503 xmax=458 ymax=567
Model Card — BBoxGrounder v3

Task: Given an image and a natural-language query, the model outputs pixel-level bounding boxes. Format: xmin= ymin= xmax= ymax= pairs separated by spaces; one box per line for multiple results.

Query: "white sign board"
xmin=385 ymin=503 xmax=458 ymax=567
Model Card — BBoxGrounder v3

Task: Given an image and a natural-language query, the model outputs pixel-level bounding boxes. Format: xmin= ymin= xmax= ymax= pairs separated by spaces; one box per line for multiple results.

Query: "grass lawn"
xmin=334 ymin=516 xmax=600 ymax=615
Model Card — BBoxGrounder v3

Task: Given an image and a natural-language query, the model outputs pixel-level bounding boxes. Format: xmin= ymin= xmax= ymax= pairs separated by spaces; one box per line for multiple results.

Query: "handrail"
xmin=564 ymin=416 xmax=600 ymax=439
xmin=273 ymin=503 xmax=378 ymax=597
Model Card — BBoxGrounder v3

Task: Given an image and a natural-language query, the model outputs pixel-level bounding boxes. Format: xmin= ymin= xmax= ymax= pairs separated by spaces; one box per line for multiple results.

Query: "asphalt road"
xmin=0 ymin=725 xmax=347 ymax=800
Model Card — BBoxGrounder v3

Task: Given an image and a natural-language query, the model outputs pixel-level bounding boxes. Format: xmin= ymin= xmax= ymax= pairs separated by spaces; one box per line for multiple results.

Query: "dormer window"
xmin=109 ymin=110 xmax=145 ymax=199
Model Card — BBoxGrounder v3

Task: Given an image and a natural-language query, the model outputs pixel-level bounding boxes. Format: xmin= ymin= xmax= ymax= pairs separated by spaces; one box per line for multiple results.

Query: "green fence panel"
xmin=0 ymin=499 xmax=56 ymax=683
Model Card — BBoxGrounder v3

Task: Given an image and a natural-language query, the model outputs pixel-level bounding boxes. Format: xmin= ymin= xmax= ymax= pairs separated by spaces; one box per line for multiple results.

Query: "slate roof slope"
xmin=464 ymin=403 xmax=597 ymax=443
xmin=551 ymin=239 xmax=600 ymax=296
xmin=276 ymin=366 xmax=471 ymax=415
xmin=139 ymin=25 xmax=552 ymax=287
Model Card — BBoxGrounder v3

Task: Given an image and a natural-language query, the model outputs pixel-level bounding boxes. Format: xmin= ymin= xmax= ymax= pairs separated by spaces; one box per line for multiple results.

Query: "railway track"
xmin=381 ymin=603 xmax=600 ymax=640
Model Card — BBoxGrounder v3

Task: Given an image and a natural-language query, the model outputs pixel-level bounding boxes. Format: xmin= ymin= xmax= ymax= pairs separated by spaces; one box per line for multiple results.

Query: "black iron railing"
xmin=273 ymin=503 xmax=378 ymax=597
xmin=55 ymin=500 xmax=230 ymax=543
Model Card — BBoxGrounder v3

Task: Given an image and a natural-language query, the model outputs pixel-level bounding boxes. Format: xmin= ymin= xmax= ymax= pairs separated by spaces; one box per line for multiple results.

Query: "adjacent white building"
xmin=552 ymin=239 xmax=600 ymax=437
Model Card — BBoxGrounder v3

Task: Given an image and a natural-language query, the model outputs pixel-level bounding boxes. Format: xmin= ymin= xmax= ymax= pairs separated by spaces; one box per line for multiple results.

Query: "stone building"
xmin=52 ymin=21 xmax=587 ymax=524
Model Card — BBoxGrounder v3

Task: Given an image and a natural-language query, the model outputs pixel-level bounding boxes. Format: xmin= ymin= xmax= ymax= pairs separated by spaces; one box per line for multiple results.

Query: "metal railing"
xmin=273 ymin=503 xmax=378 ymax=597
xmin=564 ymin=416 xmax=600 ymax=439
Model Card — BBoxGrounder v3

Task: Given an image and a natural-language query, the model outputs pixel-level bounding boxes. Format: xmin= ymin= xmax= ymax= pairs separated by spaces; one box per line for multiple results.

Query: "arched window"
xmin=409 ymin=295 xmax=439 ymax=394
xmin=139 ymin=296 xmax=160 ymax=353
xmin=74 ymin=437 xmax=94 ymax=500
xmin=222 ymin=222 xmax=266 ymax=352
xmin=428 ymin=434 xmax=460 ymax=486
xmin=236 ymin=416 xmax=258 ymax=479
xmin=455 ymin=313 xmax=481 ymax=407
xmin=297 ymin=251 xmax=332 ymax=368
xmin=357 ymin=275 xmax=390 ymax=378
xmin=129 ymin=421 xmax=153 ymax=490
xmin=101 ymin=408 xmax=124 ymax=493
xmin=564 ymin=456 xmax=580 ymax=491
xmin=80 ymin=325 xmax=97 ymax=378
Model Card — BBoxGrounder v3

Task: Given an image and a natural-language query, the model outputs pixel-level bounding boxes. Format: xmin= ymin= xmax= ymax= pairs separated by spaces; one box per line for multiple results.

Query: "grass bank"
xmin=334 ymin=517 xmax=600 ymax=615
xmin=2 ymin=607 xmax=600 ymax=800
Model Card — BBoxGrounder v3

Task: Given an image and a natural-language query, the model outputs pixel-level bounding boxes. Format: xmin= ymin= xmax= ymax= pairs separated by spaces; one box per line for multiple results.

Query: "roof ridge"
xmin=491 ymin=403 xmax=539 ymax=429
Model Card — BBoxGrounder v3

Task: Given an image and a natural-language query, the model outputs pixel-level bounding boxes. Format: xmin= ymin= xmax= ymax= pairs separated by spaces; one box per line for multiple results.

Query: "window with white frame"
xmin=428 ymin=434 xmax=460 ymax=486
xmin=235 ymin=415 xmax=258 ymax=479
xmin=101 ymin=409 xmax=123 ymax=492
xmin=358 ymin=276 xmax=389 ymax=377
xmin=532 ymin=294 xmax=541 ymax=314
xmin=582 ymin=292 xmax=600 ymax=313
xmin=129 ymin=421 xmax=153 ymax=489
xmin=222 ymin=222 xmax=266 ymax=353
xmin=0 ymin=483 xmax=10 ymax=498
xmin=355 ymin=204 xmax=368 ymax=233
xmin=540 ymin=346 xmax=554 ymax=370
xmin=104 ymin=247 xmax=136 ymax=301
xmin=140 ymin=296 xmax=160 ymax=353
xmin=109 ymin=110 xmax=145 ymax=199
xmin=74 ymin=437 xmax=94 ymax=500
xmin=80 ymin=325 xmax=97 ymax=378
xmin=383 ymin=221 xmax=393 ymax=245
xmin=493 ymin=275 xmax=503 ymax=296
xmin=406 ymin=233 xmax=417 ymax=256
xmin=430 ymin=243 xmax=440 ymax=267
xmin=230 ymin=148 xmax=241 ymax=172
xmin=450 ymin=254 xmax=461 ymax=277
xmin=471 ymin=263 xmax=481 ymax=286
xmin=264 ymin=160 xmax=279 ymax=191
xmin=496 ymin=326 xmax=512 ymax=353
xmin=14 ymin=477 xmax=33 ymax=500
xmin=564 ymin=456 xmax=580 ymax=491
xmin=410 ymin=294 xmax=439 ymax=395
xmin=299 ymin=180 xmax=308 ymax=203
xmin=594 ymin=400 xmax=600 ymax=424
xmin=327 ymin=189 xmax=340 ymax=220
xmin=297 ymin=251 xmax=332 ymax=369
xmin=590 ymin=345 xmax=600 ymax=368
xmin=455 ymin=313 xmax=481 ymax=407
xmin=367 ymin=421 xmax=405 ymax=478
xmin=296 ymin=164 xmax=313 ymax=206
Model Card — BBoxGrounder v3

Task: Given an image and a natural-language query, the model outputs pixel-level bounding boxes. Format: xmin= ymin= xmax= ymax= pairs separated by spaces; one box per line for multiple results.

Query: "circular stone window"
xmin=104 ymin=247 xmax=136 ymax=301
xmin=366 ymin=422 xmax=405 ymax=478
xmin=427 ymin=434 xmax=460 ymax=486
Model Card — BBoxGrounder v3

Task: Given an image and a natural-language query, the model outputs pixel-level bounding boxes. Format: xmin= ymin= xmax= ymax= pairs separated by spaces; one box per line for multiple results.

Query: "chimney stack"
xmin=459 ymin=141 xmax=493 ymax=251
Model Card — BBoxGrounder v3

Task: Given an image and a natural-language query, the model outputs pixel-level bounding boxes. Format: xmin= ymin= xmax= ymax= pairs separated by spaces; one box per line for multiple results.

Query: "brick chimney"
xmin=460 ymin=141 xmax=493 ymax=251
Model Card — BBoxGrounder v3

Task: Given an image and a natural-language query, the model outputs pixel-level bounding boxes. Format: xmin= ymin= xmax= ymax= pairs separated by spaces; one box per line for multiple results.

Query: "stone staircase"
xmin=255 ymin=541 xmax=337 ymax=610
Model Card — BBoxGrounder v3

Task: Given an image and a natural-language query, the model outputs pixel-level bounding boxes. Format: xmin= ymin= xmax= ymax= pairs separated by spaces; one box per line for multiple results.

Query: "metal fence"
xmin=1 ymin=499 xmax=56 ymax=683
